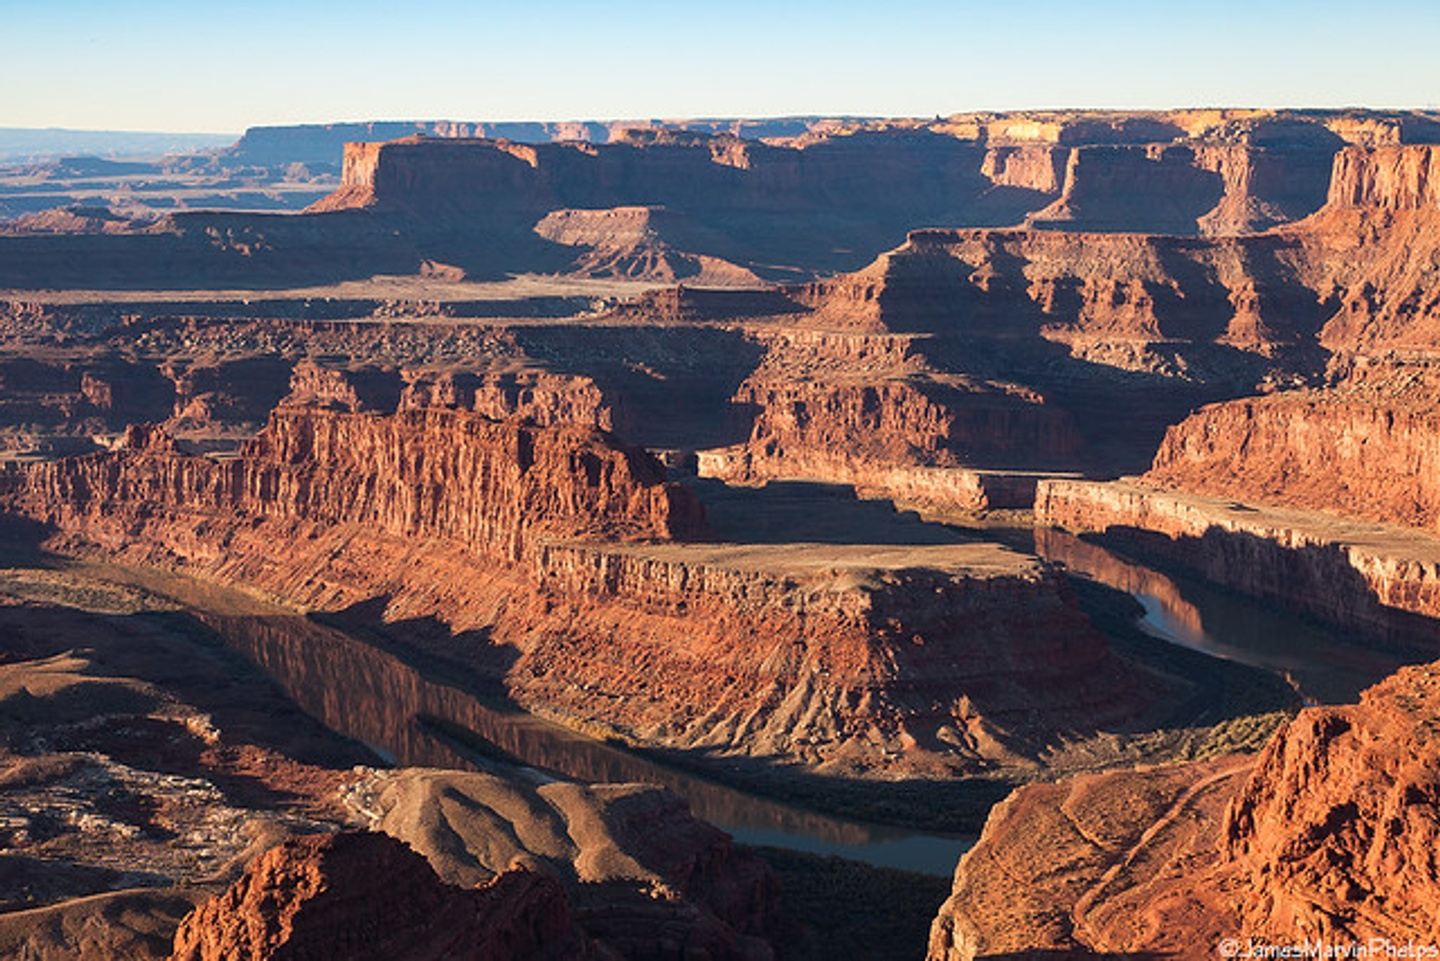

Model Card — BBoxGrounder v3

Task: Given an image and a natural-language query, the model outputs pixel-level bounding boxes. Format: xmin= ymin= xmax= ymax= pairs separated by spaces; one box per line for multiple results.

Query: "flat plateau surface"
xmin=582 ymin=540 xmax=1041 ymax=579
xmin=0 ymin=274 xmax=666 ymax=304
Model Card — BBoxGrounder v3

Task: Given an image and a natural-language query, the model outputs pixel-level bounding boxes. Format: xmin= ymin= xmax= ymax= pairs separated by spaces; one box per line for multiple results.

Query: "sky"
xmin=5 ymin=0 xmax=1440 ymax=133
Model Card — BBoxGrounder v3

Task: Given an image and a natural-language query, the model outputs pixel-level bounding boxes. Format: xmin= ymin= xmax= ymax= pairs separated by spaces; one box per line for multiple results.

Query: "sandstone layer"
xmin=1146 ymin=387 xmax=1440 ymax=533
xmin=1 ymin=408 xmax=1153 ymax=786
xmin=1036 ymin=479 xmax=1440 ymax=649
xmin=169 ymin=831 xmax=599 ymax=961
xmin=926 ymin=660 xmax=1440 ymax=959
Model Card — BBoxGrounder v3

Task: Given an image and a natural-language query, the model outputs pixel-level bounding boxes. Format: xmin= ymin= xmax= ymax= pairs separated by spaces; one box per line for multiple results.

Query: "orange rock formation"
xmin=169 ymin=831 xmax=599 ymax=961
xmin=1 ymin=407 xmax=1149 ymax=784
xmin=927 ymin=661 xmax=1440 ymax=959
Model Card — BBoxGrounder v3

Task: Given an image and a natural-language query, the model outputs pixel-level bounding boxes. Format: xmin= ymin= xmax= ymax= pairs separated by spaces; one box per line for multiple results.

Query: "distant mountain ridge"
xmin=0 ymin=127 xmax=235 ymax=163
xmin=222 ymin=117 xmax=866 ymax=168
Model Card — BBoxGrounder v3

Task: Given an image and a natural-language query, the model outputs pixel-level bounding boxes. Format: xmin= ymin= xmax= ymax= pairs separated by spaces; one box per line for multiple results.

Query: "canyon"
xmin=926 ymin=658 xmax=1440 ymax=959
xmin=0 ymin=407 xmax=1169 ymax=791
xmin=1 ymin=106 xmax=1439 ymax=959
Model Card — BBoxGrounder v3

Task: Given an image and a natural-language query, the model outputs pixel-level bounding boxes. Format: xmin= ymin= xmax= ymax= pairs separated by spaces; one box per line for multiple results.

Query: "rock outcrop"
xmin=1146 ymin=388 xmax=1440 ymax=532
xmin=347 ymin=769 xmax=779 ymax=960
xmin=685 ymin=324 xmax=1085 ymax=510
xmin=533 ymin=206 xmax=761 ymax=285
xmin=800 ymin=140 xmax=1440 ymax=353
xmin=926 ymin=660 xmax=1440 ymax=959
xmin=1223 ymin=662 xmax=1440 ymax=943
xmin=1027 ymin=141 xmax=1332 ymax=236
xmin=1 ymin=406 xmax=1158 ymax=784
xmin=169 ymin=831 xmax=599 ymax=961
xmin=699 ymin=375 xmax=1079 ymax=510
xmin=1325 ymin=144 xmax=1440 ymax=210
xmin=1035 ymin=478 xmax=1440 ymax=648
xmin=12 ymin=408 xmax=704 ymax=563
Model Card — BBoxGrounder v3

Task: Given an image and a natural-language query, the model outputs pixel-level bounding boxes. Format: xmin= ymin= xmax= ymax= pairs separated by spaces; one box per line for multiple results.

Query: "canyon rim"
xmin=5 ymin=3 xmax=1440 ymax=959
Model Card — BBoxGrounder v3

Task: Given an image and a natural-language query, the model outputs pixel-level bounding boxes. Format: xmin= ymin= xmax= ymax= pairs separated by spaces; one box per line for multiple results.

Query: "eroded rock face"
xmin=1026 ymin=141 xmax=1332 ymax=236
xmin=800 ymin=142 xmax=1440 ymax=356
xmin=1326 ymin=144 xmax=1440 ymax=210
xmin=5 ymin=110 xmax=1439 ymax=289
xmin=346 ymin=769 xmax=779 ymax=960
xmin=533 ymin=206 xmax=761 ymax=285
xmin=926 ymin=661 xmax=1440 ymax=959
xmin=10 ymin=406 xmax=706 ymax=563
xmin=712 ymin=378 xmax=1078 ymax=475
xmin=1224 ymin=662 xmax=1440 ymax=943
xmin=1 ymin=409 xmax=1149 ymax=783
xmin=782 ymin=141 xmax=1440 ymax=478
xmin=168 ymin=831 xmax=599 ymax=961
xmin=1147 ymin=388 xmax=1440 ymax=532
xmin=1035 ymin=478 xmax=1440 ymax=648
xmin=692 ymin=325 xmax=1085 ymax=510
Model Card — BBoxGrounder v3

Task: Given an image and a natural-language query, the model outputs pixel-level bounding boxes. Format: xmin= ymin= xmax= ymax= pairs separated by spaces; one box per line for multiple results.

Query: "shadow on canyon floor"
xmin=1031 ymin=528 xmax=1411 ymax=704
xmin=689 ymin=476 xmax=972 ymax=545
xmin=232 ymin=568 xmax=1298 ymax=836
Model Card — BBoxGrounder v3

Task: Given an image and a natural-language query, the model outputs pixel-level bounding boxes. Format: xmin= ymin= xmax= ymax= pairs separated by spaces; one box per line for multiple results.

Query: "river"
xmin=85 ymin=561 xmax=975 ymax=877
xmin=73 ymin=521 xmax=1410 ymax=881
xmin=1030 ymin=528 xmax=1409 ymax=704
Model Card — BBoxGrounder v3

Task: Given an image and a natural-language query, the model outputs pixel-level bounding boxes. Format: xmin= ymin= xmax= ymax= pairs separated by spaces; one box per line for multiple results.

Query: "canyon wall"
xmin=11 ymin=408 xmax=703 ymax=563
xmin=800 ymin=141 xmax=1440 ymax=354
xmin=7 ymin=109 xmax=1440 ymax=289
xmin=1021 ymin=145 xmax=1440 ymax=645
xmin=798 ymin=224 xmax=1316 ymax=358
xmin=1035 ymin=479 xmax=1440 ymax=649
xmin=787 ymin=140 xmax=1440 ymax=473
xmin=926 ymin=660 xmax=1440 ymax=958
xmin=1325 ymin=144 xmax=1440 ymax=210
xmin=1027 ymin=141 xmax=1332 ymax=236
xmin=698 ymin=375 xmax=1079 ymax=510
xmin=1147 ymin=389 xmax=1440 ymax=532
xmin=1 ymin=408 xmax=1152 ymax=786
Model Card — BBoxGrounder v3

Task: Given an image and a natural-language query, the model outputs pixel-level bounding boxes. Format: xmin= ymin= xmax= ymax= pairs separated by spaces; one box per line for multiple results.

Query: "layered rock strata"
xmin=1146 ymin=388 xmax=1440 ymax=533
xmin=800 ymin=142 xmax=1440 ymax=358
xmin=1036 ymin=479 xmax=1440 ymax=648
xmin=168 ymin=831 xmax=600 ymax=961
xmin=926 ymin=660 xmax=1440 ymax=959
xmin=10 ymin=408 xmax=703 ymax=562
xmin=694 ymin=327 xmax=1084 ymax=511
xmin=1 ymin=408 xmax=1147 ymax=780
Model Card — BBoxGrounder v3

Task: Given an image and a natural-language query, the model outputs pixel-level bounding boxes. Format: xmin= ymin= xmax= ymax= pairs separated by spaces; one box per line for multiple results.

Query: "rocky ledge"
xmin=0 ymin=408 xmax=1155 ymax=789
xmin=1036 ymin=478 xmax=1440 ymax=649
xmin=927 ymin=660 xmax=1440 ymax=959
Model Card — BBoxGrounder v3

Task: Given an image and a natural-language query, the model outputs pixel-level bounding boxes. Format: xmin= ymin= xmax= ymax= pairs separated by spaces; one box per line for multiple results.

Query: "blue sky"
xmin=5 ymin=0 xmax=1439 ymax=133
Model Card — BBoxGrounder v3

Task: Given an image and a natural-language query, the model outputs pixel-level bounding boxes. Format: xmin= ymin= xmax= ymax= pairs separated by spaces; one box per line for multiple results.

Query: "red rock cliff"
xmin=1326 ymin=145 xmax=1440 ymax=210
xmin=1224 ymin=662 xmax=1440 ymax=943
xmin=927 ymin=661 xmax=1440 ymax=959
xmin=12 ymin=407 xmax=705 ymax=562
xmin=2 ymin=409 xmax=1152 ymax=785
xmin=1147 ymin=388 xmax=1440 ymax=532
xmin=169 ymin=831 xmax=599 ymax=961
